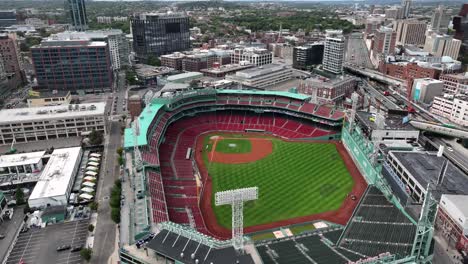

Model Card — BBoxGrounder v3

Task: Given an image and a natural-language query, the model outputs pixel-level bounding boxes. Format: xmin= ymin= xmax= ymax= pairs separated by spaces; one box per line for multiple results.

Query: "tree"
xmin=116 ymin=147 xmax=124 ymax=156
xmin=111 ymin=207 xmax=120 ymax=223
xmin=88 ymin=224 xmax=95 ymax=232
xmin=147 ymin=54 xmax=161 ymax=66
xmin=80 ymin=248 xmax=92 ymax=262
xmin=89 ymin=201 xmax=99 ymax=211
xmin=15 ymin=186 xmax=24 ymax=205
xmin=88 ymin=130 xmax=103 ymax=146
xmin=118 ymin=156 xmax=124 ymax=166
xmin=125 ymin=70 xmax=138 ymax=86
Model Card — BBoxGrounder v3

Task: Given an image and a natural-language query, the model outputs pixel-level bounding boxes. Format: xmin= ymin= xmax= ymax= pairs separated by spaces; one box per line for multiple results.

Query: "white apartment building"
xmin=440 ymin=73 xmax=468 ymax=95
xmin=0 ymin=103 xmax=106 ymax=145
xmin=431 ymin=95 xmax=468 ymax=127
xmin=431 ymin=5 xmax=452 ymax=33
xmin=226 ymin=63 xmax=293 ymax=88
xmin=424 ymin=32 xmax=461 ymax=60
xmin=231 ymin=47 xmax=273 ymax=66
xmin=323 ymin=30 xmax=345 ymax=75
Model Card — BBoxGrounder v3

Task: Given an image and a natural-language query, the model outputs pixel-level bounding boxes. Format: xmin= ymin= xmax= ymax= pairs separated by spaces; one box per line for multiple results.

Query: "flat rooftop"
xmin=28 ymin=90 xmax=70 ymax=99
xmin=29 ymin=147 xmax=82 ymax=201
xmin=304 ymin=75 xmax=356 ymax=87
xmin=200 ymin=63 xmax=254 ymax=74
xmin=392 ymin=151 xmax=468 ymax=198
xmin=0 ymin=151 xmax=45 ymax=168
xmin=166 ymin=72 xmax=203 ymax=82
xmin=34 ymin=40 xmax=107 ymax=48
xmin=0 ymin=102 xmax=106 ymax=124
xmin=235 ymin=64 xmax=290 ymax=79
xmin=357 ymin=111 xmax=415 ymax=131
xmin=441 ymin=194 xmax=468 ymax=217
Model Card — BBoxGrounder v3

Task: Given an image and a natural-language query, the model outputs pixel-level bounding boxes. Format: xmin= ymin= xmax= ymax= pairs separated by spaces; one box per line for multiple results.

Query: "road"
xmin=430 ymin=137 xmax=468 ymax=174
xmin=346 ymin=33 xmax=373 ymax=69
xmin=0 ymin=207 xmax=25 ymax=262
xmin=344 ymin=63 xmax=405 ymax=88
xmin=361 ymin=79 xmax=400 ymax=110
xmin=90 ymin=120 xmax=122 ymax=264
xmin=91 ymin=71 xmax=126 ymax=264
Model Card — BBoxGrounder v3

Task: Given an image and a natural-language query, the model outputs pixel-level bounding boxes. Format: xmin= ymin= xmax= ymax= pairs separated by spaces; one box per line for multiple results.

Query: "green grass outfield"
xmin=203 ymin=133 xmax=354 ymax=229
xmin=214 ymin=138 xmax=252 ymax=154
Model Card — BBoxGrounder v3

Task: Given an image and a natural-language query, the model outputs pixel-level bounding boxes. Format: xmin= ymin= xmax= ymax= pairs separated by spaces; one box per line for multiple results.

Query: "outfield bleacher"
xmin=256 ymin=228 xmax=356 ymax=264
xmin=255 ymin=187 xmax=417 ymax=263
xmin=338 ymin=186 xmax=416 ymax=258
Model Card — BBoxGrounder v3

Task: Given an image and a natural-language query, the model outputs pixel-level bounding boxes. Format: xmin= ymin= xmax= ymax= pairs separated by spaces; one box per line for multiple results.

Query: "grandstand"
xmin=123 ymin=89 xmax=345 ymax=239
xmin=122 ymin=88 xmax=427 ymax=264
xmin=338 ymin=186 xmax=416 ymax=258
xmin=254 ymin=186 xmax=417 ymax=264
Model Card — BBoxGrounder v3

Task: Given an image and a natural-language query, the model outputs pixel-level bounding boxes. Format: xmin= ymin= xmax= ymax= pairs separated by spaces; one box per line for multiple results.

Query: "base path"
xmin=208 ymin=137 xmax=273 ymax=164
xmin=195 ymin=133 xmax=368 ymax=240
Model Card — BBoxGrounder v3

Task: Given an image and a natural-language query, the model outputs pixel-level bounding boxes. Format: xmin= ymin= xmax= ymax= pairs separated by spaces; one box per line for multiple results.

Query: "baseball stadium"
xmin=121 ymin=89 xmax=432 ymax=264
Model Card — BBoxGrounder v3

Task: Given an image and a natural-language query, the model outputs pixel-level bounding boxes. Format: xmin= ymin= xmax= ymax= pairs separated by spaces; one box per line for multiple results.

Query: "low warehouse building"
xmin=28 ymin=147 xmax=82 ymax=208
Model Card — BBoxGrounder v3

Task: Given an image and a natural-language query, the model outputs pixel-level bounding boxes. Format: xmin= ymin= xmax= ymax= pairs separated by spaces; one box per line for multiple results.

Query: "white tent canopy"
xmin=84 ymin=176 xmax=97 ymax=181
xmin=86 ymin=166 xmax=98 ymax=171
xmin=82 ymin=181 xmax=96 ymax=188
xmin=90 ymin=153 xmax=101 ymax=158
xmin=85 ymin=171 xmax=98 ymax=177
xmin=79 ymin=193 xmax=93 ymax=200
xmin=87 ymin=161 xmax=99 ymax=167
xmin=81 ymin=187 xmax=94 ymax=193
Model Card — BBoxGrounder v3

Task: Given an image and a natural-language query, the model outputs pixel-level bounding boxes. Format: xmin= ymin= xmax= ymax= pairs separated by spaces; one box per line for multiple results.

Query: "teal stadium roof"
xmin=124 ymin=98 xmax=168 ymax=148
xmin=124 ymin=89 xmax=311 ymax=148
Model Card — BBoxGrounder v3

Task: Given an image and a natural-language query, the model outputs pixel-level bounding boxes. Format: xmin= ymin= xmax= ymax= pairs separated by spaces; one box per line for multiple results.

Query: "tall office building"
xmin=323 ymin=30 xmax=346 ymax=75
xmin=54 ymin=30 xmax=130 ymax=70
xmin=66 ymin=0 xmax=88 ymax=31
xmin=373 ymin=27 xmax=397 ymax=58
xmin=231 ymin=47 xmax=272 ymax=66
xmin=131 ymin=13 xmax=190 ymax=62
xmin=453 ymin=4 xmax=468 ymax=44
xmin=431 ymin=6 xmax=452 ymax=34
xmin=31 ymin=36 xmax=112 ymax=93
xmin=401 ymin=0 xmax=412 ymax=18
xmin=292 ymin=43 xmax=324 ymax=70
xmin=0 ymin=10 xmax=17 ymax=28
xmin=424 ymin=33 xmax=461 ymax=60
xmin=395 ymin=19 xmax=427 ymax=46
xmin=0 ymin=33 xmax=24 ymax=91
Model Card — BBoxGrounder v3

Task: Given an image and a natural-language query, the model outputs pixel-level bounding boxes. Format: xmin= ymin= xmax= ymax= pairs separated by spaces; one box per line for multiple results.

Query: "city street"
xmin=90 ymin=120 xmax=122 ymax=264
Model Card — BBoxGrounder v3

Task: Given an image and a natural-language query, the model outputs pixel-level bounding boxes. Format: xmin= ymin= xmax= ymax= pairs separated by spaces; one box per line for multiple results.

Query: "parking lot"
xmin=6 ymin=220 xmax=89 ymax=264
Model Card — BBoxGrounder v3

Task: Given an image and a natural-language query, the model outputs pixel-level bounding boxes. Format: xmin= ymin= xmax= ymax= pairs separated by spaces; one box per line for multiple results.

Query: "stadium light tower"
xmin=133 ymin=118 xmax=143 ymax=171
xmin=215 ymin=187 xmax=258 ymax=252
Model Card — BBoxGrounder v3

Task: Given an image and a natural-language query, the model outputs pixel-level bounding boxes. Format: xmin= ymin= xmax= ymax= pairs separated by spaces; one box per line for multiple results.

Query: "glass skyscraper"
xmin=66 ymin=0 xmax=88 ymax=31
xmin=131 ymin=13 xmax=190 ymax=62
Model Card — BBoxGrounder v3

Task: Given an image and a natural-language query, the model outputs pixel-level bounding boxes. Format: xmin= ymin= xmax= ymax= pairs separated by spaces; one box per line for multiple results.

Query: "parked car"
xmin=56 ymin=245 xmax=71 ymax=251
xmin=0 ymin=234 xmax=5 ymax=239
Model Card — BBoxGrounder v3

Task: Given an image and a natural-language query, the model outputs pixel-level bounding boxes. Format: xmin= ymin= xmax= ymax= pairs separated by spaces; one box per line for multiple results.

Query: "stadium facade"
xmin=120 ymin=89 xmax=457 ymax=264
